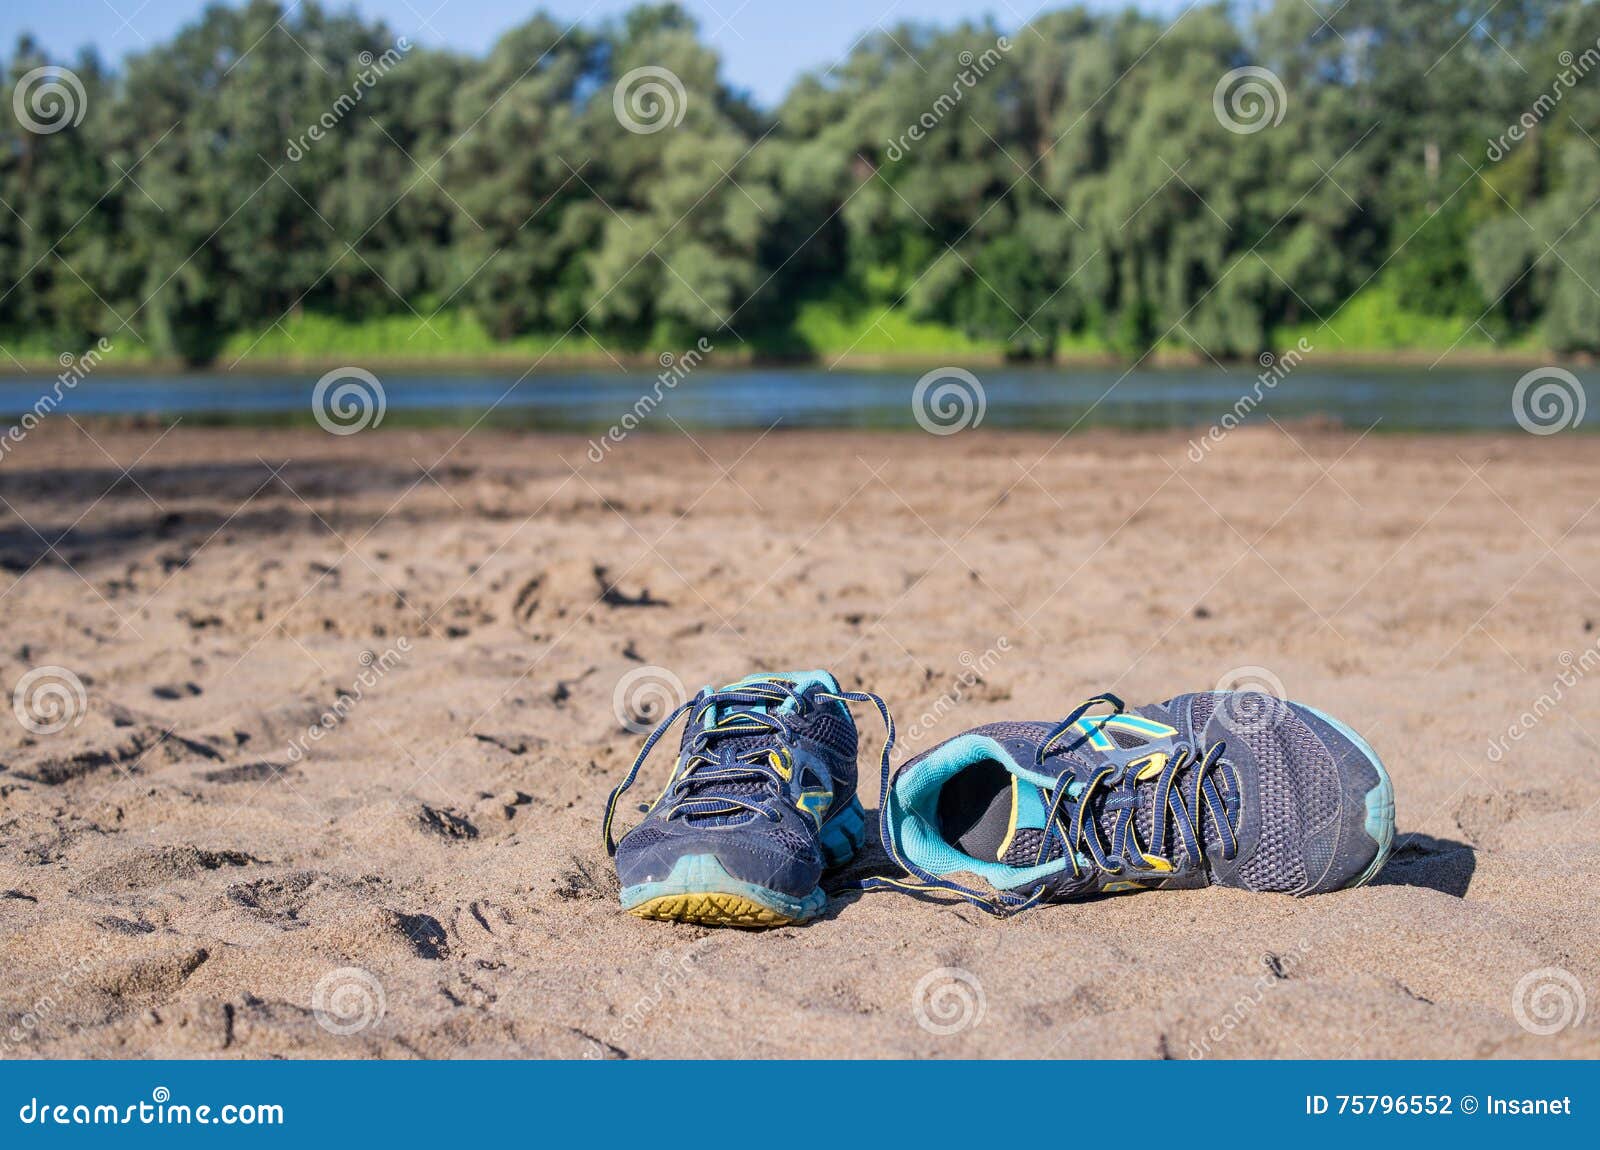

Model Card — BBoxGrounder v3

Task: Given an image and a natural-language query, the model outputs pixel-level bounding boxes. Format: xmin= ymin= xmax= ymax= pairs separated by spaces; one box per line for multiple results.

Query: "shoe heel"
xmin=818 ymin=796 xmax=867 ymax=868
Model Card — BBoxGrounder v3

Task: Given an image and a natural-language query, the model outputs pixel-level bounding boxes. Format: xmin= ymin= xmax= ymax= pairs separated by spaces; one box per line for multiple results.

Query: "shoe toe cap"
xmin=1291 ymin=703 xmax=1395 ymax=892
xmin=615 ymin=819 xmax=822 ymax=898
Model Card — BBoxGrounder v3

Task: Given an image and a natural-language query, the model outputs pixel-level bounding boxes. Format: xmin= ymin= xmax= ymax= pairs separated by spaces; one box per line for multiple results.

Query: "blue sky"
xmin=1 ymin=0 xmax=1188 ymax=106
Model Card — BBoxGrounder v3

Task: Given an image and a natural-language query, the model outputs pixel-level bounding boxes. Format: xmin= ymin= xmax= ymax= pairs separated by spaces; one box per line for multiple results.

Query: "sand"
xmin=2 ymin=419 xmax=1598 ymax=1059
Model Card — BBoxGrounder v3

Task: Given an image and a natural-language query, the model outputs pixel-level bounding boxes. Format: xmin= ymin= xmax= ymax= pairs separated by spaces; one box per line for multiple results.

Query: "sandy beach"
xmin=2 ymin=420 xmax=1597 ymax=1059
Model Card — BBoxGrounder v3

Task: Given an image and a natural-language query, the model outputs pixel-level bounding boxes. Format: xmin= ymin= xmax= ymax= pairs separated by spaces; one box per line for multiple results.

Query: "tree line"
xmin=2 ymin=0 xmax=1597 ymax=365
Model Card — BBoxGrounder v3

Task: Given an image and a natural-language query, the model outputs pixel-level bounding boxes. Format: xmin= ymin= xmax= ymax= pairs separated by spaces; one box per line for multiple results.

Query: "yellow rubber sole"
xmin=628 ymin=892 xmax=796 ymax=927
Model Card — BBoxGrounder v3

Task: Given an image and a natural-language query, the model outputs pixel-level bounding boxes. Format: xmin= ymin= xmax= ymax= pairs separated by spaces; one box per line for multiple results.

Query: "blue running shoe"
xmin=602 ymin=671 xmax=894 ymax=927
xmin=875 ymin=691 xmax=1394 ymax=914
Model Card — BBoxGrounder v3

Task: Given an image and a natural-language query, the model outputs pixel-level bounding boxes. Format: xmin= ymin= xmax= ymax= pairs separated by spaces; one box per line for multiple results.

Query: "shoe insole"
xmin=936 ymin=758 xmax=1016 ymax=862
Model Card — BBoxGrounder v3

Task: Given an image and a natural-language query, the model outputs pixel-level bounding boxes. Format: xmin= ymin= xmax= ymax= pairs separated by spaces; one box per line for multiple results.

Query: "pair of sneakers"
xmin=601 ymin=670 xmax=1395 ymax=926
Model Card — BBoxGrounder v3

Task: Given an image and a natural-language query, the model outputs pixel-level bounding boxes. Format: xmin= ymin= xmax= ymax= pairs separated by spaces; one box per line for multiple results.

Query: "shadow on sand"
xmin=1370 ymin=832 xmax=1476 ymax=898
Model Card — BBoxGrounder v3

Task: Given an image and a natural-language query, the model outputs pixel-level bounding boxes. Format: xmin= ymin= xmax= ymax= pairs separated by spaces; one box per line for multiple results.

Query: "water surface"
xmin=2 ymin=364 xmax=1588 ymax=433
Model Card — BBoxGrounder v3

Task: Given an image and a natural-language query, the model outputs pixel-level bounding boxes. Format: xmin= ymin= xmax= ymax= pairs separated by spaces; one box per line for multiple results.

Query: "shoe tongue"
xmin=938 ymin=738 xmax=1065 ymax=868
xmin=1002 ymin=750 xmax=1102 ymax=867
xmin=1013 ymin=778 xmax=1048 ymax=831
xmin=714 ymin=669 xmax=837 ymax=705
xmin=701 ymin=671 xmax=826 ymax=728
xmin=936 ymin=756 xmax=1053 ymax=865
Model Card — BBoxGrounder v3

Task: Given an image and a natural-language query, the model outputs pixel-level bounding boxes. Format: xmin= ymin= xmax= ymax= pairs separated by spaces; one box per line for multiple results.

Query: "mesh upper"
xmin=1000 ymin=827 xmax=1052 ymax=868
xmin=792 ymin=710 xmax=858 ymax=761
xmin=971 ymin=720 xmax=1053 ymax=743
xmin=1224 ymin=706 xmax=1340 ymax=892
xmin=769 ymin=826 xmax=814 ymax=855
xmin=623 ymin=824 xmax=670 ymax=848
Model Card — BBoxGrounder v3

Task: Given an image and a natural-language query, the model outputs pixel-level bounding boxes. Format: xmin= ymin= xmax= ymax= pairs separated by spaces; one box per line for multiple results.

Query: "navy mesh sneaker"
xmin=602 ymin=671 xmax=894 ymax=927
xmin=875 ymin=691 xmax=1394 ymax=914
